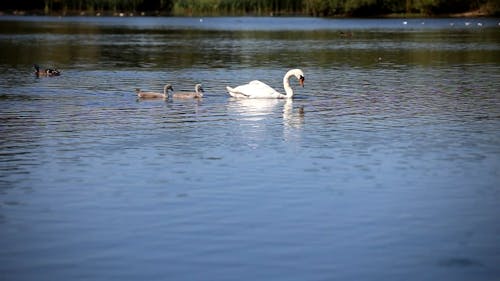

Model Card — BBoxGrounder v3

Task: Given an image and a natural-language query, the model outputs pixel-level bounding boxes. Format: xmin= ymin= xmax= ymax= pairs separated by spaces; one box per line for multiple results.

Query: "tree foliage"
xmin=1 ymin=0 xmax=499 ymax=16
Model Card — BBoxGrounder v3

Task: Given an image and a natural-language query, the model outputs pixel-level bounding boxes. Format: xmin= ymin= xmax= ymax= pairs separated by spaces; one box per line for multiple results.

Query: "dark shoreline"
xmin=0 ymin=9 xmax=498 ymax=18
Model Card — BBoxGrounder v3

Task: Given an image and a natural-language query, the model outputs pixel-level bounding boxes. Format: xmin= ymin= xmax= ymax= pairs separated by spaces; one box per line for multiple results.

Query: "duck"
xmin=339 ymin=31 xmax=353 ymax=38
xmin=33 ymin=64 xmax=61 ymax=77
xmin=136 ymin=84 xmax=173 ymax=99
xmin=226 ymin=69 xmax=304 ymax=99
xmin=172 ymin=84 xmax=204 ymax=99
xmin=298 ymin=106 xmax=305 ymax=116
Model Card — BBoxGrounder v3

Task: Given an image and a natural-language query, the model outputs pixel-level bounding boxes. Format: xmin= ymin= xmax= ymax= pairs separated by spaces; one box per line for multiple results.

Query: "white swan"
xmin=172 ymin=84 xmax=204 ymax=99
xmin=226 ymin=69 xmax=305 ymax=99
xmin=136 ymin=84 xmax=173 ymax=99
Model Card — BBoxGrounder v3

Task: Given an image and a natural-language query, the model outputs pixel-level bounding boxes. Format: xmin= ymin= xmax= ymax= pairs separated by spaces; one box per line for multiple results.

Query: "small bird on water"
xmin=136 ymin=84 xmax=173 ymax=99
xmin=172 ymin=84 xmax=204 ymax=99
xmin=299 ymin=106 xmax=305 ymax=116
xmin=33 ymin=64 xmax=60 ymax=77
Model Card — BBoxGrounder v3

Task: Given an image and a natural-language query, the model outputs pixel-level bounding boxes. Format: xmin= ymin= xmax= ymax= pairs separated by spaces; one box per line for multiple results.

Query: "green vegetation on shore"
xmin=1 ymin=0 xmax=499 ymax=17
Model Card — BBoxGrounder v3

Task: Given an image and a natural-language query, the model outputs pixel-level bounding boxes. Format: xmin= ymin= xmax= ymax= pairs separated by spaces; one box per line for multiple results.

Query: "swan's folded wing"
xmin=228 ymin=80 xmax=281 ymax=98
xmin=248 ymin=80 xmax=277 ymax=94
xmin=226 ymin=86 xmax=251 ymax=98
xmin=240 ymin=80 xmax=280 ymax=98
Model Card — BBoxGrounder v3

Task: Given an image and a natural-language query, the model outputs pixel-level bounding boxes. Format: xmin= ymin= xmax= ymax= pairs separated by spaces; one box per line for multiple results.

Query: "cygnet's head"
xmin=195 ymin=84 xmax=204 ymax=93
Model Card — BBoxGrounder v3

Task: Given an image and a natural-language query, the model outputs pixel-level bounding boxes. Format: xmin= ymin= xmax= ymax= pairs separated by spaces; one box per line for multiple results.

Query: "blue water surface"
xmin=0 ymin=16 xmax=500 ymax=281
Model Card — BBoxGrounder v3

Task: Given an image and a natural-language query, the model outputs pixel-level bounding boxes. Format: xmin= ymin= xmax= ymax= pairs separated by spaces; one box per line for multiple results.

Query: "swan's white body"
xmin=226 ymin=69 xmax=305 ymax=99
xmin=136 ymin=84 xmax=173 ymax=99
xmin=173 ymin=84 xmax=204 ymax=99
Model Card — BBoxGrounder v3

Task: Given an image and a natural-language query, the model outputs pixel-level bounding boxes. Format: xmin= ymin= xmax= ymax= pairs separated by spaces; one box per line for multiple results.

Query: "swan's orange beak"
xmin=299 ymin=76 xmax=305 ymax=87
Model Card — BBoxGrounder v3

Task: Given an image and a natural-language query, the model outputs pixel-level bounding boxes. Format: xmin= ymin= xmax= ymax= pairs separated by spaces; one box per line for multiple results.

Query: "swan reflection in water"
xmin=283 ymin=99 xmax=305 ymax=143
xmin=283 ymin=99 xmax=305 ymax=129
xmin=228 ymin=97 xmax=281 ymax=120
xmin=227 ymin=98 xmax=305 ymax=146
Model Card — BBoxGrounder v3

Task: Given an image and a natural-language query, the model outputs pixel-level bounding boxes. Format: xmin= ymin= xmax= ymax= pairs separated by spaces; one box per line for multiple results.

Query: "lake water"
xmin=0 ymin=16 xmax=499 ymax=280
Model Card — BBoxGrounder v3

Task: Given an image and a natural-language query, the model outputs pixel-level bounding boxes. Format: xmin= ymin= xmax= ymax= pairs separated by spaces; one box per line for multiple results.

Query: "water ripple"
xmin=1 ymin=17 xmax=500 ymax=281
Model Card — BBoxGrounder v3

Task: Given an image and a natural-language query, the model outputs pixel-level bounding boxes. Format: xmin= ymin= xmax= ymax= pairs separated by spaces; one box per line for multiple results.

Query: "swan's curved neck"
xmin=283 ymin=70 xmax=295 ymax=98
